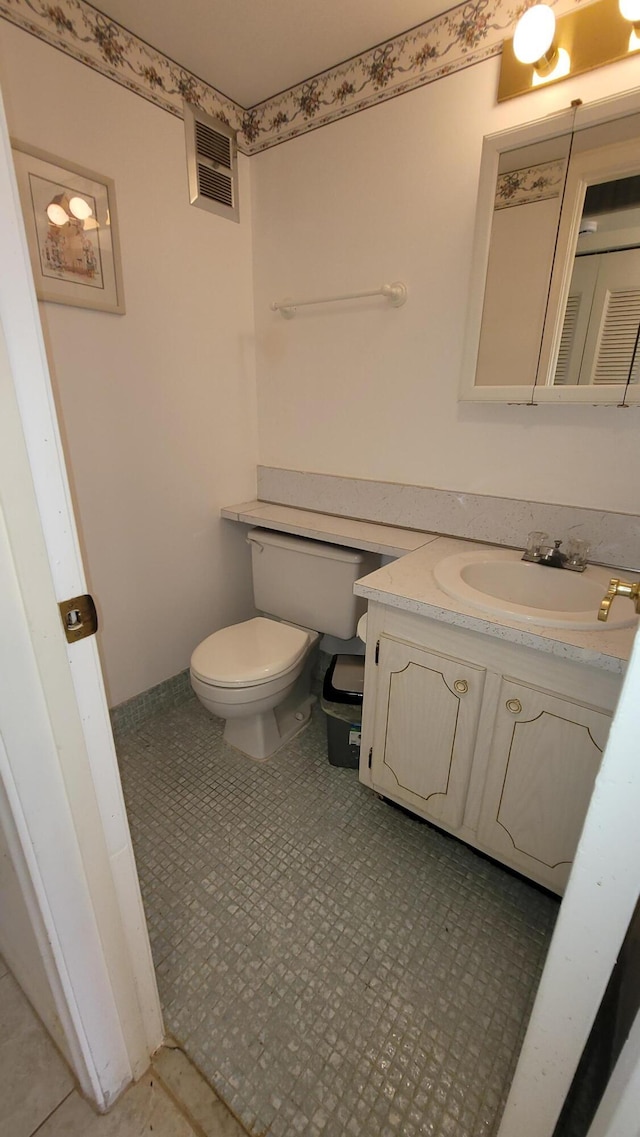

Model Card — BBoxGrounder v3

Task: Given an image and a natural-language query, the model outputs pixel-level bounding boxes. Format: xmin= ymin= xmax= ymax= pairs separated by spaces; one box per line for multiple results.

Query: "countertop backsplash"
xmin=257 ymin=467 xmax=640 ymax=573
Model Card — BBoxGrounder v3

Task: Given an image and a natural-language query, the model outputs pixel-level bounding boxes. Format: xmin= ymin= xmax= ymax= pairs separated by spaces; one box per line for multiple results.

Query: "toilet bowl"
xmin=191 ymin=529 xmax=378 ymax=761
xmin=190 ymin=616 xmax=320 ymax=760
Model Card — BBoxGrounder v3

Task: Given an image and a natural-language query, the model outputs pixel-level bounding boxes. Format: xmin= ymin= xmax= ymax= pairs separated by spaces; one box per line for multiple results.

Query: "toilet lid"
xmin=191 ymin=617 xmax=310 ymax=687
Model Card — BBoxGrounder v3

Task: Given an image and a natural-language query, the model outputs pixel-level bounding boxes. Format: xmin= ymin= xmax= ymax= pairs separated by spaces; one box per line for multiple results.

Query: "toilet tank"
xmin=247 ymin=529 xmax=379 ymax=639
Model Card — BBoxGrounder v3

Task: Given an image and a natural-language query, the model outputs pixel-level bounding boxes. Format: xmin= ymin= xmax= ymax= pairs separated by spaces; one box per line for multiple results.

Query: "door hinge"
xmin=368 ymin=747 xmax=373 ymax=769
xmin=58 ymin=594 xmax=98 ymax=643
xmin=375 ymin=639 xmax=380 ymax=665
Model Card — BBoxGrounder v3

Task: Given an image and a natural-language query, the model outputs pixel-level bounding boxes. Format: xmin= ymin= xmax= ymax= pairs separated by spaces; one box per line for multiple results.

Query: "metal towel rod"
xmin=270 ymin=281 xmax=408 ymax=319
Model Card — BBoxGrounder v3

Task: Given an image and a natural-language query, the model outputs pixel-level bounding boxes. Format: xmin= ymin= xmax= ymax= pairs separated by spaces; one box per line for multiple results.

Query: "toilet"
xmin=190 ymin=529 xmax=376 ymax=760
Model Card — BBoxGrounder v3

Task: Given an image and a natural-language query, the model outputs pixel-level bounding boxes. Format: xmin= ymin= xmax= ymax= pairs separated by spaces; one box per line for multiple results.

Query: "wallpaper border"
xmin=0 ymin=0 xmax=573 ymax=154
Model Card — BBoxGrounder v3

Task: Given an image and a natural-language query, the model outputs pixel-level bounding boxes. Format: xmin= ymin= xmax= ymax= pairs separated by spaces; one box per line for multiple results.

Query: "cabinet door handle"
xmin=506 ymin=698 xmax=522 ymax=714
xmin=454 ymin=679 xmax=468 ymax=694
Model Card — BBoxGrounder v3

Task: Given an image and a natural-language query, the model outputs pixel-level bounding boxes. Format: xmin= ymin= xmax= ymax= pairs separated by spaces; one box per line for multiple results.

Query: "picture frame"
xmin=11 ymin=141 xmax=125 ymax=314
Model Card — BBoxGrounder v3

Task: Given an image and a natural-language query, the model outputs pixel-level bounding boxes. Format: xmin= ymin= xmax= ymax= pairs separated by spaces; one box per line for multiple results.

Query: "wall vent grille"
xmin=197 ymin=164 xmax=234 ymax=208
xmin=195 ymin=121 xmax=231 ymax=167
xmin=184 ymin=103 xmax=239 ymax=223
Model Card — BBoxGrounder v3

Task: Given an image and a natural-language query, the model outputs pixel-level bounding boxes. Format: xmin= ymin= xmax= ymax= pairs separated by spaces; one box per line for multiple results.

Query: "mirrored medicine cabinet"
xmin=460 ymin=89 xmax=640 ymax=404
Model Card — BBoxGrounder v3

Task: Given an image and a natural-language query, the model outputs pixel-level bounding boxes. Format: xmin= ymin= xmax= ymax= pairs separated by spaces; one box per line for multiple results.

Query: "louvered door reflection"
xmin=554 ymin=256 xmax=598 ymax=385
xmin=556 ymin=248 xmax=640 ymax=387
xmin=588 ymin=285 xmax=640 ymax=387
xmin=371 ymin=637 xmax=485 ymax=830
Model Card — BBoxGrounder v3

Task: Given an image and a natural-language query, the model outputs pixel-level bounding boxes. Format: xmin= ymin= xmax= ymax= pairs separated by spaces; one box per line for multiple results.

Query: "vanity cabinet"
xmin=361 ymin=605 xmax=621 ymax=894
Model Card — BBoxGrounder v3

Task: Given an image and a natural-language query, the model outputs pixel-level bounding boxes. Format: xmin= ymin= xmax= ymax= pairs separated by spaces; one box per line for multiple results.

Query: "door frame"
xmin=0 ymin=81 xmax=162 ymax=1109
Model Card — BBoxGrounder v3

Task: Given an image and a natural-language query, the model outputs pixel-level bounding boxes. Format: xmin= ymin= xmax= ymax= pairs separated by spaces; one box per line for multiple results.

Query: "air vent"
xmin=197 ymin=163 xmax=233 ymax=207
xmin=184 ymin=103 xmax=239 ymax=223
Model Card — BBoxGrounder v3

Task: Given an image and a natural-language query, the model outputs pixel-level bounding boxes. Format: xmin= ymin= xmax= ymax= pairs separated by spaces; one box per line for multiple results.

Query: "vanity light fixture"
xmin=499 ymin=0 xmax=640 ymax=102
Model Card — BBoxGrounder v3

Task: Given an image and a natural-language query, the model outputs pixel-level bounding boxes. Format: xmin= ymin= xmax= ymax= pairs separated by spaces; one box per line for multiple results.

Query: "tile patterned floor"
xmin=116 ymin=695 xmax=559 ymax=1137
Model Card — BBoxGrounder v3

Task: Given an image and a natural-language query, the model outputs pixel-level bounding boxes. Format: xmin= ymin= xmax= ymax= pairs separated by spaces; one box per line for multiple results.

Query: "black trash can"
xmin=321 ymin=654 xmax=365 ymax=769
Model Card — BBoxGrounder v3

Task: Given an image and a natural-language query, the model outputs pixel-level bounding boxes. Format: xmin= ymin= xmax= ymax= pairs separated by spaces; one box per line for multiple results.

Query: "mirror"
xmin=461 ymin=92 xmax=640 ymax=404
xmin=473 ymin=128 xmax=572 ymax=392
xmin=553 ymin=175 xmax=640 ymax=387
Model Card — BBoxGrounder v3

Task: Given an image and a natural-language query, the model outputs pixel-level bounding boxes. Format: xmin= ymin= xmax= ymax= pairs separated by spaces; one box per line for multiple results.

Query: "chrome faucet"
xmin=521 ymin=533 xmax=589 ymax=573
xmin=538 ymin=539 xmax=568 ymax=569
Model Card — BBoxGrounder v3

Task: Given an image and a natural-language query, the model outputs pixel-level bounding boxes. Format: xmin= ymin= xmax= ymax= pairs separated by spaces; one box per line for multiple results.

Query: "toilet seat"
xmin=190 ymin=616 xmax=310 ymax=688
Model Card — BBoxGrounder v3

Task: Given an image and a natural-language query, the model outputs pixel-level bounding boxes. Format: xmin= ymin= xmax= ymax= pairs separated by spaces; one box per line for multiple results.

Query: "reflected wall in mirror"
xmin=475 ymin=132 xmax=571 ymax=389
xmin=461 ymin=91 xmax=640 ymax=404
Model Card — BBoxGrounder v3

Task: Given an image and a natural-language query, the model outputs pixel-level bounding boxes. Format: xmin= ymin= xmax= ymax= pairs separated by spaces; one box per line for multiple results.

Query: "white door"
xmin=0 ymin=82 xmax=162 ymax=1109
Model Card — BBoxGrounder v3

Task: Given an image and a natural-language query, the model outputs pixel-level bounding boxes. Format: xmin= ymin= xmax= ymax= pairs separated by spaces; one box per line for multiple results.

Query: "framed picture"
xmin=11 ymin=141 xmax=125 ymax=314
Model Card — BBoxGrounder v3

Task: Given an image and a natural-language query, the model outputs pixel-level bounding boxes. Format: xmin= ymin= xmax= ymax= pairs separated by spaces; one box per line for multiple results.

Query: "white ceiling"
xmin=95 ymin=0 xmax=448 ymax=107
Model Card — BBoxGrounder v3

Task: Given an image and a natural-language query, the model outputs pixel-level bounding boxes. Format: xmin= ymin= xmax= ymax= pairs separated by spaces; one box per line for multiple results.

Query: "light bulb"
xmin=619 ymin=0 xmax=640 ymax=26
xmin=46 ymin=201 xmax=69 ymax=226
xmin=513 ymin=5 xmax=557 ymax=68
xmin=69 ymin=195 xmax=93 ymax=220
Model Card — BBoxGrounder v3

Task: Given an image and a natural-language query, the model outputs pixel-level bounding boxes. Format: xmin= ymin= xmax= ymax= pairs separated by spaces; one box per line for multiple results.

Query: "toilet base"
xmin=223 ymin=690 xmax=316 ymax=761
xmin=221 ymin=637 xmax=319 ymax=761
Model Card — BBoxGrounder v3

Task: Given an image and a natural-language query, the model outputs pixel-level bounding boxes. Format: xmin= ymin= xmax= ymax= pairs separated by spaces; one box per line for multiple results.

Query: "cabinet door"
xmin=477 ymin=677 xmax=611 ymax=893
xmin=371 ymin=636 xmax=485 ymax=830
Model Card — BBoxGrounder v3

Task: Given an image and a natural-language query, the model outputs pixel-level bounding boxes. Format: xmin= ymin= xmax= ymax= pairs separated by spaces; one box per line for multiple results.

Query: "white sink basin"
xmin=433 ymin=548 xmax=638 ymax=630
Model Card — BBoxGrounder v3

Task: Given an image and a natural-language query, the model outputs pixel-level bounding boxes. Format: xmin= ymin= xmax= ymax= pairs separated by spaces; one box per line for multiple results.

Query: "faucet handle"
xmin=524 ymin=531 xmax=549 ymax=559
xmin=566 ymin=537 xmax=590 ymax=568
xmin=598 ymin=578 xmax=640 ymax=622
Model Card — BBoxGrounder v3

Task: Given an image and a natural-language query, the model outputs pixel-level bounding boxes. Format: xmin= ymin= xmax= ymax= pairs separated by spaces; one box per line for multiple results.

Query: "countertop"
xmin=221 ymin=500 xmax=436 ymax=557
xmin=354 ymin=536 xmax=637 ymax=675
xmin=222 ymin=501 xmax=638 ymax=674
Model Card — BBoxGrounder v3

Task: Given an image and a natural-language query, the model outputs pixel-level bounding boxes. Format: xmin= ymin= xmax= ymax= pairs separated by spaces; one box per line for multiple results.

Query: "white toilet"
xmin=190 ymin=529 xmax=376 ymax=760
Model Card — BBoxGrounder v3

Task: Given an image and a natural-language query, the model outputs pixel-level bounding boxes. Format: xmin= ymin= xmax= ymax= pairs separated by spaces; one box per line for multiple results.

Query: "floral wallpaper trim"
xmin=0 ymin=0 xmax=245 ymax=136
xmin=243 ymin=1 xmax=522 ymax=153
xmin=495 ymin=159 xmax=567 ymax=208
xmin=0 ymin=0 xmax=578 ymax=154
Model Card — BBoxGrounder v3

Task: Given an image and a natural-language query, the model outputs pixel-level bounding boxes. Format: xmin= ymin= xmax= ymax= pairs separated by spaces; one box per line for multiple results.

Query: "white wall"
xmin=251 ymin=55 xmax=640 ymax=513
xmin=0 ymin=22 xmax=258 ymax=706
xmin=1 ymin=23 xmax=638 ymax=711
